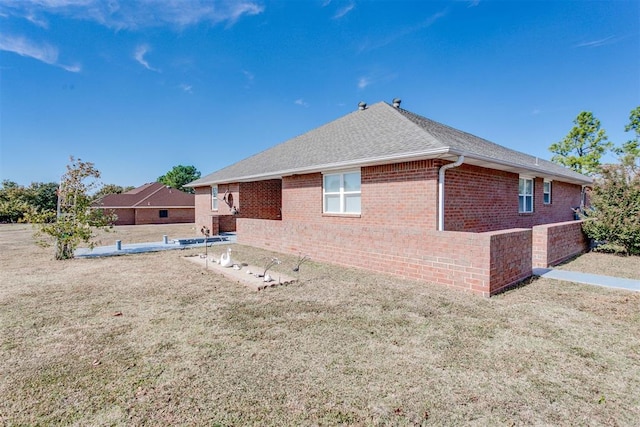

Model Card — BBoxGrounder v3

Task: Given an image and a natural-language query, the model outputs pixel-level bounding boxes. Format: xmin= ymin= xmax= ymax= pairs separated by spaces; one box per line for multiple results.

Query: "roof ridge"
xmin=132 ymin=182 xmax=165 ymax=207
xmin=393 ymin=104 xmax=499 ymax=151
xmin=394 ymin=105 xmax=562 ymax=167
xmin=187 ymin=100 xmax=591 ymax=187
xmin=381 ymin=102 xmax=446 ymax=149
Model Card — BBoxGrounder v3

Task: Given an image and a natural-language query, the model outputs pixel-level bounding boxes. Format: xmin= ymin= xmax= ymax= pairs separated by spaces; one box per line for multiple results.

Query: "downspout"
xmin=438 ymin=155 xmax=464 ymax=231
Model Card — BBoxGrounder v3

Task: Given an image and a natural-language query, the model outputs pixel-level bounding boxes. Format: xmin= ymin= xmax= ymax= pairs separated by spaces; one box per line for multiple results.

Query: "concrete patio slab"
xmin=74 ymin=233 xmax=236 ymax=258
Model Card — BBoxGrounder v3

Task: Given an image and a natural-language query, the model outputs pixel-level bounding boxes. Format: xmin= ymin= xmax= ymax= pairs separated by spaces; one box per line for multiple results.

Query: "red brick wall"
xmin=282 ymin=173 xmax=322 ymax=221
xmin=194 ymin=180 xmax=282 ymax=233
xmin=488 ymin=228 xmax=532 ymax=293
xmin=195 ymin=186 xmax=216 ymax=233
xmin=532 ymin=220 xmax=588 ymax=268
xmin=218 ymin=215 xmax=236 ymax=232
xmin=134 ymin=208 xmax=194 ymax=225
xmin=190 ymin=158 xmax=588 ymax=296
xmin=277 ymin=161 xmax=581 ymax=232
xmin=110 ymin=208 xmax=135 ymax=225
xmin=281 ymin=161 xmax=440 ymax=228
xmin=238 ymin=218 xmax=532 ymax=297
xmin=362 ymin=160 xmax=439 ymax=228
xmin=444 ymin=164 xmax=583 ymax=232
xmin=194 ymin=160 xmax=582 ymax=234
xmin=101 ymin=208 xmax=193 ymax=225
xmin=240 ymin=180 xmax=282 ymax=220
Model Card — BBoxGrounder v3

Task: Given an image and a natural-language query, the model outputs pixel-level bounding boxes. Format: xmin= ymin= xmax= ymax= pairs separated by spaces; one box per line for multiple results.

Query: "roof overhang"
xmin=445 ymin=149 xmax=593 ymax=186
xmin=189 ymin=147 xmax=592 ymax=187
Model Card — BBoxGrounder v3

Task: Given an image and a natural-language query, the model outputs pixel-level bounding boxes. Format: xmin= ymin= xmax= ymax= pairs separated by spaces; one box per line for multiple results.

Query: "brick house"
xmin=187 ymin=100 xmax=592 ymax=296
xmin=94 ymin=182 xmax=195 ymax=225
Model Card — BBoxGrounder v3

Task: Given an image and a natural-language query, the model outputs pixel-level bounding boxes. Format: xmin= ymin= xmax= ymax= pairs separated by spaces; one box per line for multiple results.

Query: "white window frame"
xmin=323 ymin=170 xmax=361 ymax=214
xmin=543 ymin=180 xmax=552 ymax=205
xmin=519 ymin=177 xmax=534 ymax=213
xmin=211 ymin=185 xmax=218 ymax=211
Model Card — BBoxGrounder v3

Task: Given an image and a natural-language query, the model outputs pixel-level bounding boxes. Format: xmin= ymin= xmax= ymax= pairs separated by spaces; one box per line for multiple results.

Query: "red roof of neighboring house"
xmin=94 ymin=182 xmax=195 ymax=208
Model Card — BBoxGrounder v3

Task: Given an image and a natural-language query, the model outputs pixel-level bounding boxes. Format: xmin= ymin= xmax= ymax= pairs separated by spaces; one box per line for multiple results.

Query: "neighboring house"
xmin=187 ymin=100 xmax=592 ymax=296
xmin=94 ymin=182 xmax=195 ymax=225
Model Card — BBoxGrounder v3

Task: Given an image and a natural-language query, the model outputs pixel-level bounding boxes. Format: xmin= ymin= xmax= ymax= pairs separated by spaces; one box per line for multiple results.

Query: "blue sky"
xmin=1 ymin=0 xmax=638 ymax=187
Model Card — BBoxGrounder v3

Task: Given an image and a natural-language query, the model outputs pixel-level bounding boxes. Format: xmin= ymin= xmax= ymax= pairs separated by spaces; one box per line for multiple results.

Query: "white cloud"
xmin=61 ymin=62 xmax=81 ymax=72
xmin=357 ymin=70 xmax=397 ymax=90
xmin=333 ymin=2 xmax=354 ymax=19
xmin=294 ymin=98 xmax=309 ymax=107
xmin=25 ymin=12 xmax=50 ymax=28
xmin=226 ymin=2 xmax=264 ymax=26
xmin=242 ymin=69 xmax=255 ymax=88
xmin=134 ymin=44 xmax=159 ymax=72
xmin=242 ymin=69 xmax=254 ymax=81
xmin=0 ymin=0 xmax=265 ymax=30
xmin=574 ymin=36 xmax=617 ymax=48
xmin=179 ymin=83 xmax=193 ymax=93
xmin=357 ymin=9 xmax=448 ymax=53
xmin=0 ymin=34 xmax=81 ymax=72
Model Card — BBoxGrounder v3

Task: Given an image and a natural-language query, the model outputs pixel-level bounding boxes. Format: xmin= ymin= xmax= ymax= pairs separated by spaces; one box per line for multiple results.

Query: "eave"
xmin=188 ymin=147 xmax=592 ymax=187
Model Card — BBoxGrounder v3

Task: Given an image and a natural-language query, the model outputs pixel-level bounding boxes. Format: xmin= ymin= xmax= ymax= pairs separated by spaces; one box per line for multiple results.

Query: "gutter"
xmin=438 ymin=155 xmax=464 ymax=231
xmin=185 ymin=147 xmax=453 ymax=187
xmin=445 ymin=148 xmax=593 ymax=186
xmin=187 ymin=146 xmax=591 ymax=188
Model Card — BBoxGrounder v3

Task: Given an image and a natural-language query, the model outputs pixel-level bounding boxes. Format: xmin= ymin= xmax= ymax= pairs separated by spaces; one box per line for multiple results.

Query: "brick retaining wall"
xmin=532 ymin=220 xmax=588 ymax=268
xmin=237 ymin=218 xmax=533 ymax=296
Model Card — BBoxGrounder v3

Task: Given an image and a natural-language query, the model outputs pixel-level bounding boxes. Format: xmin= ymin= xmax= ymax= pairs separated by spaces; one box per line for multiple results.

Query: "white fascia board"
xmin=192 ymin=148 xmax=453 ymax=186
xmin=191 ymin=147 xmax=592 ymax=186
xmin=447 ymin=149 xmax=593 ymax=185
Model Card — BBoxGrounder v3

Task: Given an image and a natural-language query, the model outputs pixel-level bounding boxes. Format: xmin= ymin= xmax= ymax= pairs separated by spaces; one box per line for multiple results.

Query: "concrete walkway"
xmin=533 ymin=268 xmax=640 ymax=292
xmin=75 ymin=233 xmax=237 ymax=258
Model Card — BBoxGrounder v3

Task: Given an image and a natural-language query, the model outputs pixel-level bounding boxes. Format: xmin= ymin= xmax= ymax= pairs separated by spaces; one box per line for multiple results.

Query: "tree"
xmin=26 ymin=157 xmax=116 ymax=260
xmin=0 ymin=180 xmax=57 ymax=222
xmin=615 ymin=106 xmax=640 ymax=177
xmin=93 ymin=184 xmax=135 ymax=201
xmin=157 ymin=165 xmax=201 ymax=194
xmin=581 ymin=163 xmax=640 ymax=255
xmin=24 ymin=182 xmax=59 ymax=213
xmin=0 ymin=181 xmax=28 ymax=222
xmin=580 ymin=106 xmax=640 ymax=255
xmin=549 ymin=111 xmax=613 ymax=175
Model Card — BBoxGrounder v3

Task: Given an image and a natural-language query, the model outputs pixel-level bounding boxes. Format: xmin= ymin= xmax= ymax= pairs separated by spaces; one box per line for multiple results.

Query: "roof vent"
xmin=358 ymin=101 xmax=367 ymax=111
xmin=392 ymin=98 xmax=401 ymax=108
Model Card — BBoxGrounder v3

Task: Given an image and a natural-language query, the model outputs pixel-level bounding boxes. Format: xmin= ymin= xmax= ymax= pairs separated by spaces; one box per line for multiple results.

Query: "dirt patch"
xmin=183 ymin=254 xmax=297 ymax=290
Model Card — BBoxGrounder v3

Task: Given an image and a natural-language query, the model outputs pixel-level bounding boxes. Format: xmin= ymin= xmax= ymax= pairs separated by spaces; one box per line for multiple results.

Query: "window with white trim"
xmin=323 ymin=171 xmax=361 ymax=214
xmin=543 ymin=180 xmax=552 ymax=204
xmin=211 ymin=185 xmax=218 ymax=211
xmin=519 ymin=177 xmax=534 ymax=213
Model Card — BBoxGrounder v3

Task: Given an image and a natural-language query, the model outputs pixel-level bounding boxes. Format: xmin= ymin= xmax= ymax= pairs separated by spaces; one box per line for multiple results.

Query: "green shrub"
xmin=582 ymin=164 xmax=640 ymax=255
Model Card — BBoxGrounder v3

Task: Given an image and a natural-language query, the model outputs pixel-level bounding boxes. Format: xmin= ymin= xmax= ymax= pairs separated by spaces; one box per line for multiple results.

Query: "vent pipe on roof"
xmin=392 ymin=98 xmax=401 ymax=108
xmin=358 ymin=101 xmax=367 ymax=110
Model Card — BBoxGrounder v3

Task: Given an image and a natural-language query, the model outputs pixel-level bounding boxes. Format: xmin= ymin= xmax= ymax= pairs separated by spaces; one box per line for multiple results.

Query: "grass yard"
xmin=1 ymin=223 xmax=639 ymax=426
xmin=556 ymin=251 xmax=640 ymax=281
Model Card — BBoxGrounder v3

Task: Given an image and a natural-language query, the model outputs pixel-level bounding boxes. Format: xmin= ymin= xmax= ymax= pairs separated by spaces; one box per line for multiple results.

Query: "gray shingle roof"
xmin=188 ymin=101 xmax=591 ymax=187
